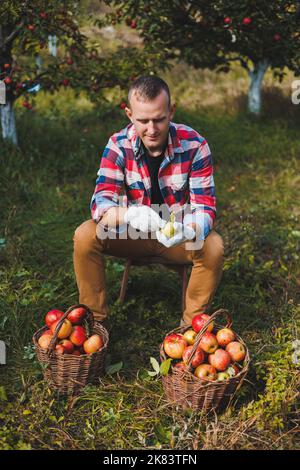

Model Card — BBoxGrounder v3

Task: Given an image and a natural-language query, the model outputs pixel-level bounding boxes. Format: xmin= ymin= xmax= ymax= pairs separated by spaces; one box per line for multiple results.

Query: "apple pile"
xmin=37 ymin=307 xmax=104 ymax=356
xmin=163 ymin=314 xmax=246 ymax=382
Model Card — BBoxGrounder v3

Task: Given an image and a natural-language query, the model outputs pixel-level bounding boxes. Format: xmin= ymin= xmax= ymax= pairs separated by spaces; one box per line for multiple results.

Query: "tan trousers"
xmin=73 ymin=220 xmax=224 ymax=324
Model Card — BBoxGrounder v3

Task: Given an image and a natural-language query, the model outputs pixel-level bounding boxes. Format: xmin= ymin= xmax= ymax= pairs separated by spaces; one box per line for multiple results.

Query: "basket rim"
xmin=160 ymin=320 xmax=250 ymax=384
xmin=32 ymin=319 xmax=109 ymax=359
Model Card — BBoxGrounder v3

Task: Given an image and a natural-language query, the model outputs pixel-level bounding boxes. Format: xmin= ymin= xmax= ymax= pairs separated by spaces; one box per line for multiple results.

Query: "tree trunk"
xmin=0 ymin=100 xmax=17 ymax=145
xmin=248 ymin=59 xmax=269 ymax=115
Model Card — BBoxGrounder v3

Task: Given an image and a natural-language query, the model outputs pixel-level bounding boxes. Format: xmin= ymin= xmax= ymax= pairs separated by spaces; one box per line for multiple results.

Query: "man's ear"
xmin=125 ymin=106 xmax=132 ymax=122
xmin=170 ymin=103 xmax=176 ymax=120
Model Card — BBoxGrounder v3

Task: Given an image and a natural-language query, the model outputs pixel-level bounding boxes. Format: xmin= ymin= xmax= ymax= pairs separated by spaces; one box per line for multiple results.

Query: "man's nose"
xmin=148 ymin=121 xmax=157 ymax=133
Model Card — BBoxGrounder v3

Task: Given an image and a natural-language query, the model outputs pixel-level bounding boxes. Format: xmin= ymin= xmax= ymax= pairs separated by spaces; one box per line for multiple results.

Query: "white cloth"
xmin=156 ymin=222 xmax=196 ymax=248
xmin=124 ymin=205 xmax=166 ymax=232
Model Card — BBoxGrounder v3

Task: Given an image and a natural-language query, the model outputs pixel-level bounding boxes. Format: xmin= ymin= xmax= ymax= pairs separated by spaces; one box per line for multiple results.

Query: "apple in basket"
xmin=67 ymin=306 xmax=87 ymax=325
xmin=192 ymin=313 xmax=214 ymax=333
xmin=45 ymin=309 xmax=64 ymax=328
xmin=183 ymin=329 xmax=197 ymax=345
xmin=225 ymin=364 xmax=240 ymax=377
xmin=69 ymin=325 xmax=87 ymax=346
xmin=163 ymin=333 xmax=187 ymax=359
xmin=217 ymin=372 xmax=230 ymax=381
xmin=50 ymin=319 xmax=73 ymax=339
xmin=216 ymin=328 xmax=235 ymax=347
xmin=55 ymin=344 xmax=65 ymax=354
xmin=182 ymin=345 xmax=205 ymax=368
xmin=208 ymin=348 xmax=231 ymax=371
xmin=59 ymin=339 xmax=74 ymax=354
xmin=173 ymin=361 xmax=189 ymax=372
xmin=226 ymin=341 xmax=246 ymax=362
xmin=83 ymin=334 xmax=103 ymax=354
xmin=38 ymin=330 xmax=53 ymax=349
xmin=194 ymin=364 xmax=217 ymax=381
xmin=199 ymin=332 xmax=218 ymax=354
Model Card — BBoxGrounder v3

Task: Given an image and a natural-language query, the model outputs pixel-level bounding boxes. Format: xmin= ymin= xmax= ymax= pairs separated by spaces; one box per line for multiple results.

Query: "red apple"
xmin=55 ymin=344 xmax=65 ymax=354
xmin=194 ymin=364 xmax=217 ymax=381
xmin=28 ymin=24 xmax=35 ymax=31
xmin=208 ymin=348 xmax=231 ymax=371
xmin=273 ymin=33 xmax=281 ymax=41
xmin=59 ymin=339 xmax=74 ymax=354
xmin=62 ymin=78 xmax=70 ymax=86
xmin=216 ymin=328 xmax=235 ymax=347
xmin=40 ymin=12 xmax=47 ymax=19
xmin=66 ymin=58 xmax=73 ymax=65
xmin=45 ymin=309 xmax=64 ymax=328
xmin=182 ymin=345 xmax=205 ymax=368
xmin=192 ymin=313 xmax=214 ymax=333
xmin=173 ymin=361 xmax=188 ymax=372
xmin=183 ymin=329 xmax=197 ymax=345
xmin=120 ymin=102 xmax=127 ymax=109
xmin=50 ymin=319 xmax=73 ymax=339
xmin=130 ymin=20 xmax=137 ymax=29
xmin=4 ymin=77 xmax=12 ymax=85
xmin=199 ymin=332 xmax=218 ymax=354
xmin=67 ymin=307 xmax=87 ymax=325
xmin=226 ymin=342 xmax=246 ymax=362
xmin=163 ymin=333 xmax=187 ymax=359
xmin=4 ymin=63 xmax=10 ymax=69
xmin=83 ymin=334 xmax=103 ymax=354
xmin=224 ymin=17 xmax=231 ymax=24
xmin=69 ymin=325 xmax=87 ymax=346
xmin=242 ymin=17 xmax=252 ymax=25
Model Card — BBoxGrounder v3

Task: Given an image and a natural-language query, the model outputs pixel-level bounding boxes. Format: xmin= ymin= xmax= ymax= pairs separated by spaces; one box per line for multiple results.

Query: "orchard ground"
xmin=0 ymin=63 xmax=299 ymax=450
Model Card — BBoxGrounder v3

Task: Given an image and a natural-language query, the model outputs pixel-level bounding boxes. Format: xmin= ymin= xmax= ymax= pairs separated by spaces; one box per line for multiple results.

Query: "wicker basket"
xmin=32 ymin=304 xmax=109 ymax=395
xmin=160 ymin=309 xmax=250 ymax=412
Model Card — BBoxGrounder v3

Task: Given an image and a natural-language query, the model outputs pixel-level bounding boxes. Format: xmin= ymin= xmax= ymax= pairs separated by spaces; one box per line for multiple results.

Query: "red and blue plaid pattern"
xmin=90 ymin=122 xmax=216 ymax=239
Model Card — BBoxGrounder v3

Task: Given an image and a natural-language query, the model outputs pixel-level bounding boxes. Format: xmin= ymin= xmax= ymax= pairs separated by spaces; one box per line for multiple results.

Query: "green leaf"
xmin=150 ymin=357 xmax=160 ymax=375
xmin=160 ymin=358 xmax=172 ymax=376
xmin=105 ymin=361 xmax=123 ymax=375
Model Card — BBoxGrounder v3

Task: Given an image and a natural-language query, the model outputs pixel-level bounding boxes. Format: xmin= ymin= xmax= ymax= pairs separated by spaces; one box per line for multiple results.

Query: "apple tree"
xmin=0 ymin=0 xmax=160 ymax=145
xmin=103 ymin=0 xmax=300 ymax=114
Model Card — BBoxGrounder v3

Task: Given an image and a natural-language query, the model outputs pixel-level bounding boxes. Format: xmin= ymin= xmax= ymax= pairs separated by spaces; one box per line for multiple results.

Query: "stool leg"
xmin=119 ymin=260 xmax=132 ymax=304
xmin=182 ymin=266 xmax=188 ymax=312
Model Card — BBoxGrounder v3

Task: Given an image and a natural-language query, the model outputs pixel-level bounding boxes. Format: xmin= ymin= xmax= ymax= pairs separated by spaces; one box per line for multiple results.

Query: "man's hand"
xmin=124 ymin=205 xmax=166 ymax=232
xmin=156 ymin=222 xmax=196 ymax=248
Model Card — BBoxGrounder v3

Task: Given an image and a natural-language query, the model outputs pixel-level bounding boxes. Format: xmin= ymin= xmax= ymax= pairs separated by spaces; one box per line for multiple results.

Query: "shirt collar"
xmin=128 ymin=122 xmax=185 ymax=161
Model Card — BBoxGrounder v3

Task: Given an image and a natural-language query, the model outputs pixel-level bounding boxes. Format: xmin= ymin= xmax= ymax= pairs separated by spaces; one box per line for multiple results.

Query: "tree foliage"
xmin=104 ymin=0 xmax=300 ymax=79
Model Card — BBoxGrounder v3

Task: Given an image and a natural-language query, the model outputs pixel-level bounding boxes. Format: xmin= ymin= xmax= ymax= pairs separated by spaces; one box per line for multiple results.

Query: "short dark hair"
xmin=128 ymin=75 xmax=171 ymax=108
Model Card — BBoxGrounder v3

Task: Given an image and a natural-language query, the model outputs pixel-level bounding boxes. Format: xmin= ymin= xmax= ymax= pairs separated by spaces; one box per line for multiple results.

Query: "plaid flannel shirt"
xmin=90 ymin=122 xmax=216 ymax=240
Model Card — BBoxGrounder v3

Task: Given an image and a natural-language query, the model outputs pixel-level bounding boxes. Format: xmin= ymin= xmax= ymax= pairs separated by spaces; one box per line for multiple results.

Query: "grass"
xmin=0 ymin=65 xmax=299 ymax=450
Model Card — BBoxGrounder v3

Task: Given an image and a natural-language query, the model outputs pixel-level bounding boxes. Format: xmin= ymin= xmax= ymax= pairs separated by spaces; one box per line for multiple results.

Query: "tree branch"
xmin=228 ymin=56 xmax=251 ymax=73
xmin=1 ymin=20 xmax=25 ymax=50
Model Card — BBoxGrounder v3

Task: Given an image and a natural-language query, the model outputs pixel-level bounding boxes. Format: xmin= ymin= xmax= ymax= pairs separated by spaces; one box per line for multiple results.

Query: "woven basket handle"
xmin=47 ymin=304 xmax=94 ymax=357
xmin=185 ymin=308 xmax=232 ymax=370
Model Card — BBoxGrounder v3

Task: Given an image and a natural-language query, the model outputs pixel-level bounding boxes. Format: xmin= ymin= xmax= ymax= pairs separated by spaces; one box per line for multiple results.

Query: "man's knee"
xmin=194 ymin=230 xmax=224 ymax=267
xmin=73 ymin=219 xmax=99 ymax=254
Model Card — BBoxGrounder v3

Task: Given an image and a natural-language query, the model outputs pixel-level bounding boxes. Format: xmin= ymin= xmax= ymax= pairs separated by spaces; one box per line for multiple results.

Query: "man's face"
xmin=125 ymin=89 xmax=175 ymax=155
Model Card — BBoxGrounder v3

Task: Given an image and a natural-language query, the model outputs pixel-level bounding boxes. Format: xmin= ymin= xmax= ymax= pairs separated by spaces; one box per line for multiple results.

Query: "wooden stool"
xmin=119 ymin=257 xmax=191 ymax=311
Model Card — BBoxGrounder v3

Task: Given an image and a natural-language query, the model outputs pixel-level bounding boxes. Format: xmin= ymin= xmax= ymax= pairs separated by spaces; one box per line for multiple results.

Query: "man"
xmin=73 ymin=75 xmax=224 ymax=326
